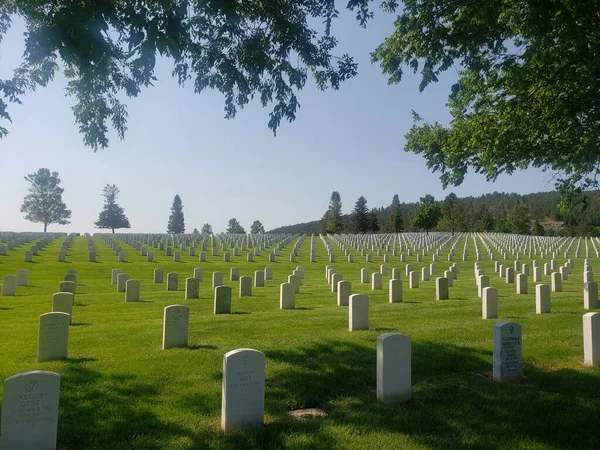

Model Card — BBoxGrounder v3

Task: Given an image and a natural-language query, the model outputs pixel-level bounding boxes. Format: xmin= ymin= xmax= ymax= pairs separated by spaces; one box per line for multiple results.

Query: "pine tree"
xmin=325 ymin=191 xmax=344 ymax=234
xmin=167 ymin=194 xmax=185 ymax=234
xmin=94 ymin=184 xmax=130 ymax=233
xmin=352 ymin=196 xmax=370 ymax=233
xmin=369 ymin=209 xmax=380 ymax=233
xmin=20 ymin=168 xmax=71 ymax=232
xmin=388 ymin=194 xmax=403 ymax=233
xmin=201 ymin=223 xmax=213 ymax=234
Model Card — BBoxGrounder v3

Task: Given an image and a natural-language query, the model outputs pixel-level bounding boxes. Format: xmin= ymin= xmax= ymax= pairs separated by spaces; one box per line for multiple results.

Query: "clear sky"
xmin=0 ymin=8 xmax=554 ymax=234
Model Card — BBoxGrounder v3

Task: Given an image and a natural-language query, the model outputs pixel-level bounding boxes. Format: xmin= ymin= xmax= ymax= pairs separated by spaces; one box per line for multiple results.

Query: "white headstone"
xmin=376 ymin=333 xmax=411 ymax=404
xmin=280 ymin=282 xmax=295 ymax=309
xmin=349 ymin=294 xmax=368 ymax=331
xmin=0 ymin=371 xmax=60 ymax=450
xmin=221 ymin=349 xmax=265 ymax=431
xmin=126 ymin=279 xmax=140 ymax=302
xmin=337 ymin=280 xmax=351 ymax=307
xmin=185 ymin=277 xmax=200 ymax=299
xmin=583 ymin=312 xmax=600 ymax=366
xmin=37 ymin=312 xmax=70 ymax=362
xmin=162 ymin=305 xmax=189 ymax=349
xmin=1 ymin=275 xmax=16 ymax=296
xmin=215 ymin=286 xmax=232 ymax=314
xmin=535 ymin=284 xmax=550 ymax=314
xmin=239 ymin=276 xmax=252 ymax=297
xmin=493 ymin=321 xmax=522 ymax=383
xmin=482 ymin=287 xmax=498 ymax=319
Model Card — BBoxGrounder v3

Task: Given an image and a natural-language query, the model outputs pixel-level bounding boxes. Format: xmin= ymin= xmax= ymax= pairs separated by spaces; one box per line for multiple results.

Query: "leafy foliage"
xmin=0 ymin=0 xmax=379 ymax=147
xmin=250 ymin=220 xmax=265 ymax=234
xmin=20 ymin=168 xmax=71 ymax=232
xmin=226 ymin=218 xmax=245 ymax=234
xmin=351 ymin=196 xmax=370 ymax=233
xmin=372 ymin=0 xmax=600 ymax=194
xmin=201 ymin=223 xmax=213 ymax=235
xmin=167 ymin=194 xmax=185 ymax=234
xmin=94 ymin=184 xmax=131 ymax=233
xmin=440 ymin=193 xmax=461 ymax=235
xmin=411 ymin=194 xmax=441 ymax=233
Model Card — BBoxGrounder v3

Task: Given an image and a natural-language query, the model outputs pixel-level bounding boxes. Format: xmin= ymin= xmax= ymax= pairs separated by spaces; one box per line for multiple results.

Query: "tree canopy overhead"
xmin=0 ymin=0 xmax=375 ymax=148
xmin=372 ymin=0 xmax=600 ymax=194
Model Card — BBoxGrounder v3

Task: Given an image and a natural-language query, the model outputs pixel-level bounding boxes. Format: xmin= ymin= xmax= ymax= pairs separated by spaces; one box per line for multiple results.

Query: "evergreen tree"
xmin=532 ymin=219 xmax=545 ymax=236
xmin=250 ymin=220 xmax=265 ymax=234
xmin=388 ymin=194 xmax=403 ymax=233
xmin=351 ymin=196 xmax=370 ymax=233
xmin=20 ymin=168 xmax=71 ymax=232
xmin=167 ymin=194 xmax=185 ymax=234
xmin=369 ymin=209 xmax=380 ymax=233
xmin=411 ymin=194 xmax=442 ymax=234
xmin=201 ymin=223 xmax=213 ymax=234
xmin=94 ymin=184 xmax=131 ymax=233
xmin=324 ymin=191 xmax=344 ymax=234
xmin=192 ymin=227 xmax=200 ymax=235
xmin=226 ymin=218 xmax=246 ymax=234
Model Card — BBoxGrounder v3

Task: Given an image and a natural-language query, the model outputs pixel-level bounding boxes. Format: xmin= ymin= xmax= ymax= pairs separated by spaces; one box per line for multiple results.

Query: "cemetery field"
xmin=1 ymin=233 xmax=599 ymax=450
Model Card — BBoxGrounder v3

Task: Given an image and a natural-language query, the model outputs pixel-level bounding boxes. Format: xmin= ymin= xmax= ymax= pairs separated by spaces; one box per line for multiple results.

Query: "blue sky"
xmin=0 ymin=8 xmax=553 ymax=234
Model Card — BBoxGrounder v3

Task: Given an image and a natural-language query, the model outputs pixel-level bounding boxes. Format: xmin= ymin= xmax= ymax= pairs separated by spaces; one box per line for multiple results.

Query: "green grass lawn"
xmin=0 ymin=233 xmax=599 ymax=450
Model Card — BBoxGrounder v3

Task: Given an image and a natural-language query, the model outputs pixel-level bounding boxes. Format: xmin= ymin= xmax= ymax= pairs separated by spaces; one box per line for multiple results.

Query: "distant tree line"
xmin=268 ymin=191 xmax=600 ymax=237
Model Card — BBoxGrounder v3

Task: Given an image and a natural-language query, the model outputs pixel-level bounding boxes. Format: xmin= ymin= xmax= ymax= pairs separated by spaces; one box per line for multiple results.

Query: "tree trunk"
xmin=44 ymin=223 xmax=48 ymax=232
xmin=112 ymin=228 xmax=115 ymax=234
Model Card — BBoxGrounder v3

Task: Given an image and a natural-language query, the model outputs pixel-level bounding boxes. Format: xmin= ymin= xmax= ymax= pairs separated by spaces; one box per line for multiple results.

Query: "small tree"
xmin=352 ymin=196 xmax=370 ymax=233
xmin=192 ymin=227 xmax=200 ymax=235
xmin=324 ymin=191 xmax=344 ymax=234
xmin=369 ymin=209 xmax=380 ymax=233
xmin=388 ymin=194 xmax=403 ymax=233
xmin=250 ymin=220 xmax=265 ymax=234
xmin=94 ymin=184 xmax=131 ymax=233
xmin=412 ymin=194 xmax=442 ymax=234
xmin=201 ymin=223 xmax=213 ymax=234
xmin=226 ymin=218 xmax=246 ymax=234
xmin=20 ymin=168 xmax=71 ymax=232
xmin=167 ymin=194 xmax=185 ymax=234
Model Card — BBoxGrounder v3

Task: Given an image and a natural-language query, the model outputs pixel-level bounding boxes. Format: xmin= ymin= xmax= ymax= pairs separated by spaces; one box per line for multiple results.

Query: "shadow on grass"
xmin=264 ymin=340 xmax=600 ymax=449
xmin=230 ymin=311 xmax=251 ymax=315
xmin=188 ymin=344 xmax=218 ymax=350
xmin=0 ymin=307 xmax=14 ymax=310
xmin=55 ymin=341 xmax=600 ymax=450
xmin=71 ymin=322 xmax=92 ymax=326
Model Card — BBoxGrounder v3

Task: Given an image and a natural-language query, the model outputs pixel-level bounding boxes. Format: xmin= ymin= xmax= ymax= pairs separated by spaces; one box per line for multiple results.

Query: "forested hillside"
xmin=269 ymin=191 xmax=600 ymax=236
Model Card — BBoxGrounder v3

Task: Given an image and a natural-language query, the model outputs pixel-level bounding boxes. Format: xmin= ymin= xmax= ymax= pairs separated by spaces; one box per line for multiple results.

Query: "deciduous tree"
xmin=226 ymin=218 xmax=245 ymax=234
xmin=372 ymin=0 xmax=600 ymax=195
xmin=250 ymin=220 xmax=265 ymax=234
xmin=201 ymin=223 xmax=213 ymax=235
xmin=20 ymin=168 xmax=71 ymax=232
xmin=411 ymin=194 xmax=441 ymax=234
xmin=0 ymin=1 xmax=374 ymax=147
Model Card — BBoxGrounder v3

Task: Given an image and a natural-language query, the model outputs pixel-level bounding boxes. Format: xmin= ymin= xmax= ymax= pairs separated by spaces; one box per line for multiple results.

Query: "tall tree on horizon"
xmin=201 ymin=223 xmax=213 ymax=235
xmin=369 ymin=209 xmax=380 ymax=233
xmin=167 ymin=194 xmax=185 ymax=234
xmin=226 ymin=218 xmax=245 ymax=234
xmin=250 ymin=220 xmax=265 ymax=234
xmin=324 ymin=191 xmax=344 ymax=234
xmin=388 ymin=194 xmax=403 ymax=233
xmin=20 ymin=168 xmax=71 ymax=232
xmin=441 ymin=193 xmax=460 ymax=235
xmin=94 ymin=184 xmax=131 ymax=233
xmin=352 ymin=196 xmax=370 ymax=233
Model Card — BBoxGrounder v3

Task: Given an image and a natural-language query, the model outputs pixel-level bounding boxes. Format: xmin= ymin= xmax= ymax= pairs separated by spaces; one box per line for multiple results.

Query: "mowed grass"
xmin=0 ymin=233 xmax=599 ymax=450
